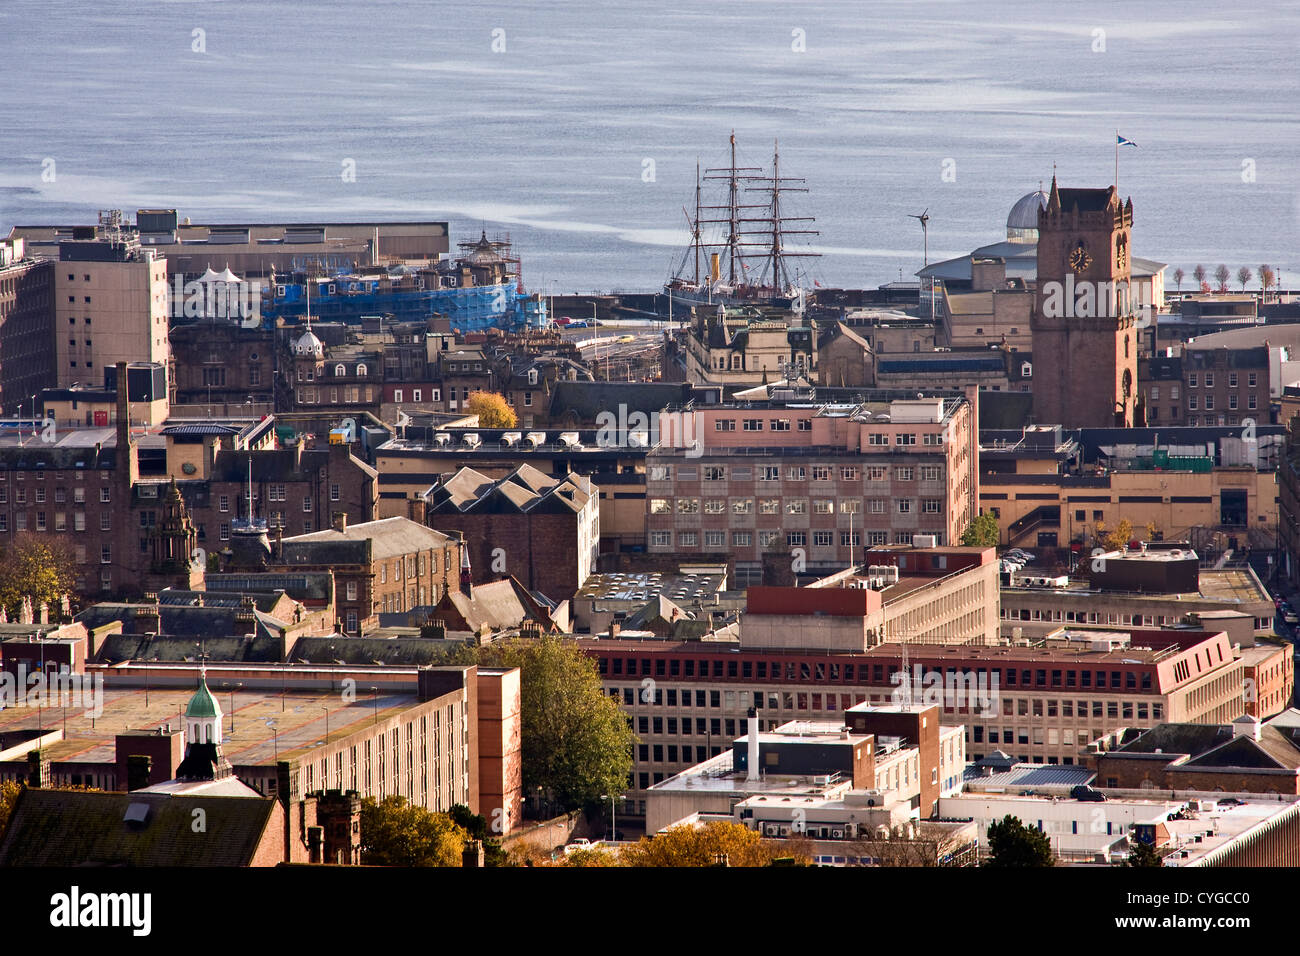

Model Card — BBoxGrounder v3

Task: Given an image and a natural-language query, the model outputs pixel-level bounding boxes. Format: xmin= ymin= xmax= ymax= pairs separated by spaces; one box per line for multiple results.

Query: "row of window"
xmin=651 ymin=529 xmax=913 ymax=548
xmin=1182 ymin=372 xmax=1257 ymax=388
xmin=0 ymin=486 xmax=104 ymax=504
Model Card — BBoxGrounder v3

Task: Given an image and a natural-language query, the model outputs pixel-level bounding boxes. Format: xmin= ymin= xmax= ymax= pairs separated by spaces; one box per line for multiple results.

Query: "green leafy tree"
xmin=1122 ymin=839 xmax=1163 ymax=867
xmin=0 ymin=533 xmax=76 ymax=620
xmin=984 ymin=815 xmax=1054 ymax=867
xmin=359 ymin=795 xmax=468 ymax=866
xmin=465 ymin=390 xmax=517 ymax=428
xmin=960 ymin=511 xmax=1000 ymax=547
xmin=449 ymin=803 xmax=507 ymax=866
xmin=478 ymin=635 xmax=636 ymax=811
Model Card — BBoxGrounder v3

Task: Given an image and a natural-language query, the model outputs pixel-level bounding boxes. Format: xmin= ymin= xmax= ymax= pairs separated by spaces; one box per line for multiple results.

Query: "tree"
xmin=1260 ymin=264 xmax=1276 ymax=300
xmin=984 ymin=815 xmax=1054 ymax=867
xmin=558 ymin=847 xmax=622 ymax=867
xmin=465 ymin=390 xmax=517 ymax=428
xmin=1192 ymin=264 xmax=1206 ymax=289
xmin=960 ymin=511 xmax=1000 ymax=548
xmin=1214 ymin=264 xmax=1230 ymax=293
xmin=1237 ymin=266 xmax=1253 ymax=292
xmin=448 ymin=803 xmax=507 ymax=866
xmin=618 ymin=821 xmax=807 ymax=867
xmin=0 ymin=533 xmax=76 ymax=620
xmin=1122 ymin=838 xmax=1163 ymax=867
xmin=0 ymin=780 xmax=21 ymax=842
xmin=1102 ymin=518 xmax=1134 ymax=550
xmin=358 ymin=795 xmax=468 ymax=866
xmin=1172 ymin=267 xmax=1184 ymax=292
xmin=478 ymin=635 xmax=635 ymax=811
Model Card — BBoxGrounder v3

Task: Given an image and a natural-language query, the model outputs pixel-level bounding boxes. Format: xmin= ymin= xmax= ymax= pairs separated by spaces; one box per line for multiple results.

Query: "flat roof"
xmin=0 ymin=683 xmax=427 ymax=767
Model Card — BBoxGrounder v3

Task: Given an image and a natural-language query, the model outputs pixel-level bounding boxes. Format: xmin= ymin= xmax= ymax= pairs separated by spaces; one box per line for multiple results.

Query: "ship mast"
xmin=694 ymin=160 xmax=701 ymax=286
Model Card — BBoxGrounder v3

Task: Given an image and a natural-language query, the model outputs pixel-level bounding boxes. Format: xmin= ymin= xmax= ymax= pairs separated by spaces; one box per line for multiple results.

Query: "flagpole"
xmin=1115 ymin=130 xmax=1119 ymax=195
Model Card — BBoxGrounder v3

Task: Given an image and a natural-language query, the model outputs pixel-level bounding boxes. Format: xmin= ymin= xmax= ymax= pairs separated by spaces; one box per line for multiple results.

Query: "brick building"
xmin=275 ymin=516 xmax=464 ymax=634
xmin=169 ymin=320 xmax=275 ymax=411
xmin=423 ymin=463 xmax=598 ymax=602
xmin=1030 ymin=178 xmax=1139 ymax=428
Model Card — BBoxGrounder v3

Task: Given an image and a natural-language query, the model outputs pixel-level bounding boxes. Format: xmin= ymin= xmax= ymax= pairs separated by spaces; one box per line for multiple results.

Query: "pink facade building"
xmin=646 ymin=387 xmax=979 ymax=581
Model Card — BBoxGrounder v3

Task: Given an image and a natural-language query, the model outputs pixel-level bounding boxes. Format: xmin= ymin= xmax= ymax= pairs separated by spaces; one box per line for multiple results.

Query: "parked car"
xmin=564 ymin=838 xmax=594 ymax=855
xmin=1070 ymin=785 xmax=1107 ymax=802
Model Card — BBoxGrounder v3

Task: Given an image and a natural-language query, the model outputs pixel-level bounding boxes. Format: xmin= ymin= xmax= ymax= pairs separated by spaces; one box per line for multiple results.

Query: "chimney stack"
xmin=332 ymin=512 xmax=348 ymax=533
xmin=746 ymin=708 xmax=760 ymax=782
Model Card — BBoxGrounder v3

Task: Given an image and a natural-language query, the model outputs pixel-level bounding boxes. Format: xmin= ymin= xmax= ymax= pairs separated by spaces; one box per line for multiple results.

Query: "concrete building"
xmin=645 ymin=387 xmax=979 ymax=581
xmin=643 ymin=704 xmax=965 ymax=833
xmin=0 ymin=660 xmax=520 ymax=830
xmin=53 ymin=237 xmax=169 ymax=391
xmin=0 ymin=237 xmax=56 ymax=415
xmin=743 ymin=545 xmax=1000 ymax=648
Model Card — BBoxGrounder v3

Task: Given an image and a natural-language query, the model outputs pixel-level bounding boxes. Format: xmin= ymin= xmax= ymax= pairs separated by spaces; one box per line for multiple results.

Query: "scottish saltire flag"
xmin=1117 ymin=135 xmax=1138 ymax=148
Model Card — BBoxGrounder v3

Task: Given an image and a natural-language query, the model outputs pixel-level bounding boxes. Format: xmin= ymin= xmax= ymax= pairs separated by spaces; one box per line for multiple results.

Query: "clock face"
xmin=1069 ymin=244 xmax=1092 ymax=274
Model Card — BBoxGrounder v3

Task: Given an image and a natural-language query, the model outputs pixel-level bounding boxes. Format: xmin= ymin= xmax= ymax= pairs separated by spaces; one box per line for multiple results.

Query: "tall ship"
xmin=665 ymin=133 xmax=820 ymax=311
xmin=260 ymin=231 xmax=547 ymax=332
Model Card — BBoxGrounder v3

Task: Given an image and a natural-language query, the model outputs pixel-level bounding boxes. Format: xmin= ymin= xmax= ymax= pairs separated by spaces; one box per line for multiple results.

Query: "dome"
xmin=294 ymin=328 xmax=324 ymax=358
xmin=1006 ymin=190 xmax=1048 ymax=240
xmin=186 ymin=675 xmax=220 ymax=718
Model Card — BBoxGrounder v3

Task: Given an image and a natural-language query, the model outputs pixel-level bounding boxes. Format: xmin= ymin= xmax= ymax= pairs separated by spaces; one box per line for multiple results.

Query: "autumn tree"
xmin=0 ymin=533 xmax=76 ymax=620
xmin=0 ymin=779 xmax=21 ymax=842
xmin=618 ymin=821 xmax=807 ymax=867
xmin=449 ymin=803 xmax=507 ymax=866
xmin=1237 ymin=266 xmax=1253 ymax=292
xmin=1192 ymin=264 xmax=1206 ymax=289
xmin=1260 ymin=264 xmax=1275 ymax=300
xmin=558 ymin=847 xmax=622 ymax=867
xmin=477 ymin=634 xmax=635 ymax=811
xmin=1172 ymin=267 xmax=1184 ymax=292
xmin=960 ymin=511 xmax=1001 ymax=548
xmin=984 ymin=815 xmax=1054 ymax=867
xmin=1102 ymin=518 xmax=1134 ymax=550
xmin=358 ymin=795 xmax=468 ymax=866
xmin=465 ymin=390 xmax=517 ymax=428
xmin=1214 ymin=264 xmax=1230 ymax=293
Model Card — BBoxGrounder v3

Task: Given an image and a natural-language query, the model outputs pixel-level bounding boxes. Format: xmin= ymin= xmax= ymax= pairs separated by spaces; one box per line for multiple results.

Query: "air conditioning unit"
xmin=832 ymin=828 xmax=844 ymax=839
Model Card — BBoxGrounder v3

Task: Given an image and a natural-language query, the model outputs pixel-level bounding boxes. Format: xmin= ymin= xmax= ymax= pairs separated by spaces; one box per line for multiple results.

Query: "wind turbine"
xmin=909 ymin=208 xmax=933 ymax=321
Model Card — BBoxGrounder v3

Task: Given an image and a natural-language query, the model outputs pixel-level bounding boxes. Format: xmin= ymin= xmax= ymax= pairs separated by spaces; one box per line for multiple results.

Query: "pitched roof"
xmin=426 ymin=465 xmax=593 ymax=516
xmin=281 ymin=517 xmax=455 ymax=563
xmin=0 ymin=789 xmax=276 ymax=866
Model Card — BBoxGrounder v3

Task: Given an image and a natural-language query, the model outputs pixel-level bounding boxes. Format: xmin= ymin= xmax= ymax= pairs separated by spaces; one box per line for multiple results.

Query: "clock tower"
xmin=1030 ymin=175 xmax=1140 ymax=428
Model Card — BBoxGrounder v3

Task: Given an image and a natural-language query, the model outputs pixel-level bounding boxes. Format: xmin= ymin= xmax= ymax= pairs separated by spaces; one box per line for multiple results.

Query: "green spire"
xmin=186 ymin=675 xmax=220 ymax=719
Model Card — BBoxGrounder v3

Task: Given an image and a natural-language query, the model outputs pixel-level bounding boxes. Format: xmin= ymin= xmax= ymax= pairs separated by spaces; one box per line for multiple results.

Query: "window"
xmin=812 ymin=465 xmax=830 ymax=481
xmin=798 ymin=419 xmax=811 ymax=431
xmin=786 ymin=499 xmax=807 ymax=515
xmin=303 ymin=496 xmax=312 ymax=513
xmin=923 ymin=499 xmax=941 ymax=514
xmin=733 ymin=532 xmax=751 ymax=547
xmin=771 ymin=418 xmax=791 ymax=431
xmin=704 ymin=530 xmax=725 ymax=548
xmin=715 ymin=419 xmax=736 ymax=431
xmin=731 ymin=499 xmax=752 ymax=514
xmin=101 ymin=545 xmax=111 ymax=563
xmin=786 ymin=531 xmax=806 ymax=546
xmin=346 ymin=581 xmax=358 ymax=601
xmin=868 ymin=433 xmax=888 ymax=446
xmin=840 ymin=499 xmax=859 ymax=514
xmin=1151 ymin=385 xmax=1160 ymax=401
xmin=330 ymin=484 xmax=341 ymax=501
xmin=1189 ymin=396 xmax=1198 ymax=410
xmin=100 ymin=512 xmax=111 ymax=531
xmin=870 ymin=499 xmax=885 ymax=514
xmin=814 ymin=499 xmax=833 ymax=514
xmin=100 ymin=487 xmax=110 ymax=503
xmin=786 ymin=466 xmax=806 ymax=481
xmin=813 ymin=530 xmax=833 ymax=547
xmin=218 ymin=495 xmax=229 ymax=512
xmin=1229 ymin=372 xmax=1237 ymax=387
xmin=650 ymin=530 xmax=672 ymax=547
xmin=1188 ymin=373 xmax=1198 ymax=387
xmin=1204 ymin=372 xmax=1213 ymax=387
xmin=650 ymin=498 xmax=671 ymax=514
xmin=1171 ymin=384 xmax=1180 ymax=400
xmin=895 ymin=433 xmax=916 ymax=445
xmin=677 ymin=498 xmax=699 ymax=514
xmin=759 ymin=499 xmax=780 ymax=514
xmin=898 ymin=499 xmax=912 ymax=513
xmin=743 ymin=419 xmax=763 ymax=431
xmin=896 ymin=467 xmax=913 ymax=481
xmin=866 ymin=466 xmax=887 ymax=481
xmin=1249 ymin=372 xmax=1257 ymax=387
xmin=413 ymin=389 xmax=422 ymax=403
xmin=704 ymin=499 xmax=725 ymax=514
xmin=704 ymin=465 xmax=726 ymax=480
xmin=921 ymin=465 xmax=940 ymax=481
xmin=1204 ymin=394 xmax=1214 ymax=410
xmin=840 ymin=531 xmax=861 ymax=546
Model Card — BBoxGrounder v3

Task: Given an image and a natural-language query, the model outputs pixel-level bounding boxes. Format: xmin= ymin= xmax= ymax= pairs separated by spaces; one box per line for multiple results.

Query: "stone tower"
xmin=1030 ymin=176 xmax=1140 ymax=428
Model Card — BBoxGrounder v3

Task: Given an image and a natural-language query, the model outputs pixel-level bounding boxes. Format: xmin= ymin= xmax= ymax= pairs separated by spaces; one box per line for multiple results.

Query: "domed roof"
xmin=294 ymin=328 xmax=324 ymax=357
xmin=186 ymin=675 xmax=220 ymax=718
xmin=1006 ymin=190 xmax=1048 ymax=238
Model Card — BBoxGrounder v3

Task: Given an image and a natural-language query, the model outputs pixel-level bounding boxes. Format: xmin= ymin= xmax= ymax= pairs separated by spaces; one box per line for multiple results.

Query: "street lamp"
xmin=370 ymin=686 xmax=379 ymax=724
xmin=321 ymin=704 xmax=330 ymax=745
xmin=600 ymin=793 xmax=626 ymax=843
